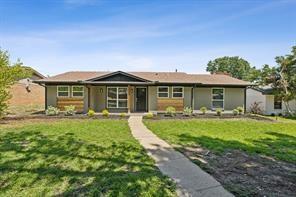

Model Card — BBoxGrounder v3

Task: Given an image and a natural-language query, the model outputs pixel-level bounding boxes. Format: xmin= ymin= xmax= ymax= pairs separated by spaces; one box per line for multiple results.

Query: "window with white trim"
xmin=158 ymin=86 xmax=169 ymax=98
xmin=107 ymin=87 xmax=128 ymax=108
xmin=57 ymin=86 xmax=69 ymax=97
xmin=172 ymin=87 xmax=184 ymax=98
xmin=274 ymin=96 xmax=282 ymax=110
xmin=212 ymin=88 xmax=224 ymax=109
xmin=72 ymin=86 xmax=84 ymax=97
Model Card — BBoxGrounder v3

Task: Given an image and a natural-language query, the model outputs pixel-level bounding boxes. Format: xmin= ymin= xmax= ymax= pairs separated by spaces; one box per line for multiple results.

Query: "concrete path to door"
xmin=128 ymin=115 xmax=233 ymax=197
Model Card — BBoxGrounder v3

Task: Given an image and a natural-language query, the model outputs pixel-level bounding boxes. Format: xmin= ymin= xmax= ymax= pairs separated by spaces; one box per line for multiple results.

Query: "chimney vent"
xmin=175 ymin=69 xmax=178 ymax=72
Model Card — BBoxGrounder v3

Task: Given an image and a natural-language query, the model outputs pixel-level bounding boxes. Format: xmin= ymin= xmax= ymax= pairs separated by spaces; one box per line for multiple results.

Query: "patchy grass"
xmin=144 ymin=119 xmax=296 ymax=196
xmin=0 ymin=119 xmax=175 ymax=196
xmin=144 ymin=119 xmax=296 ymax=163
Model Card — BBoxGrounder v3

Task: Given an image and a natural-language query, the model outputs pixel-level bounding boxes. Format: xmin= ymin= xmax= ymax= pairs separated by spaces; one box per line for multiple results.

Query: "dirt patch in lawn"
xmin=176 ymin=146 xmax=296 ymax=197
xmin=145 ymin=113 xmax=274 ymax=122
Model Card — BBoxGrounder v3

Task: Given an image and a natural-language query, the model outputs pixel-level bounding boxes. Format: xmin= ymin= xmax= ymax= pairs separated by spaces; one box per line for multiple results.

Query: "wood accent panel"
xmin=157 ymin=98 xmax=184 ymax=111
xmin=57 ymin=97 xmax=84 ymax=112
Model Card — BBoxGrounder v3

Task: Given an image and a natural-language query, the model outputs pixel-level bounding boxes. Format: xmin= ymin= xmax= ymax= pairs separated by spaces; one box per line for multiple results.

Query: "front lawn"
xmin=144 ymin=119 xmax=296 ymax=196
xmin=0 ymin=119 xmax=175 ymax=196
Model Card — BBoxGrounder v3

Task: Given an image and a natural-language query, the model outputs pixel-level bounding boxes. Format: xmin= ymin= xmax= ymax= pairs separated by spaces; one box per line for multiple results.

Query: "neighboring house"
xmin=34 ymin=71 xmax=252 ymax=113
xmin=246 ymin=86 xmax=296 ymax=115
xmin=8 ymin=67 xmax=46 ymax=112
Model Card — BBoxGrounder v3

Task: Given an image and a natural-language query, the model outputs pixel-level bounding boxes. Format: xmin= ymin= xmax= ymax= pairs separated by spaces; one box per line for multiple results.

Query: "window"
xmin=212 ymin=88 xmax=224 ymax=109
xmin=107 ymin=87 xmax=128 ymax=108
xmin=158 ymin=86 xmax=169 ymax=98
xmin=274 ymin=96 xmax=282 ymax=110
xmin=172 ymin=87 xmax=184 ymax=98
xmin=72 ymin=86 xmax=84 ymax=97
xmin=57 ymin=86 xmax=69 ymax=97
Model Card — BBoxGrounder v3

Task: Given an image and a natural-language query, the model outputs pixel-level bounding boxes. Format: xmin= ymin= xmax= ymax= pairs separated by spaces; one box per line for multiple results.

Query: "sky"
xmin=0 ymin=0 xmax=296 ymax=76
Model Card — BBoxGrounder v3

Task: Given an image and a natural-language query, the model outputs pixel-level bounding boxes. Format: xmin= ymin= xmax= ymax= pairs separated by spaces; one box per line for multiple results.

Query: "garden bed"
xmin=144 ymin=113 xmax=274 ymax=122
xmin=1 ymin=113 xmax=129 ymax=122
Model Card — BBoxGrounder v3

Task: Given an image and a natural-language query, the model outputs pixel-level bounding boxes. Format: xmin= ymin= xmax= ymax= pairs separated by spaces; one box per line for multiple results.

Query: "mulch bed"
xmin=177 ymin=146 xmax=296 ymax=197
xmin=145 ymin=113 xmax=274 ymax=122
xmin=1 ymin=113 xmax=129 ymax=122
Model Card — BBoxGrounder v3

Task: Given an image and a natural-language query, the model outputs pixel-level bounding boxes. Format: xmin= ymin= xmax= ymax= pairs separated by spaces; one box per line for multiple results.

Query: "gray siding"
xmin=89 ymin=86 xmax=106 ymax=112
xmin=194 ymin=88 xmax=211 ymax=110
xmin=194 ymin=87 xmax=245 ymax=110
xmin=224 ymin=88 xmax=245 ymax=110
xmin=184 ymin=87 xmax=192 ymax=108
xmin=47 ymin=86 xmax=57 ymax=107
xmin=148 ymin=86 xmax=157 ymax=111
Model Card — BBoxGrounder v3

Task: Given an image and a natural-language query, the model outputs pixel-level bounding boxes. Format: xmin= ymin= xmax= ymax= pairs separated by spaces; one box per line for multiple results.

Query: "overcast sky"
xmin=0 ymin=0 xmax=295 ymax=76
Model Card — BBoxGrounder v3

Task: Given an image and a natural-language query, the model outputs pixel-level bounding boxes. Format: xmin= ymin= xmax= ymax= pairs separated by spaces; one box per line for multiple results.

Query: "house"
xmin=8 ymin=67 xmax=46 ymax=113
xmin=34 ymin=71 xmax=252 ymax=113
xmin=246 ymin=86 xmax=296 ymax=115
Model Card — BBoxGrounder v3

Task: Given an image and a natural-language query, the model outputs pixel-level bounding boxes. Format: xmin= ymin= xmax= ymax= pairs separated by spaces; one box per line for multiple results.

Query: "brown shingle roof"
xmin=35 ymin=71 xmax=252 ymax=86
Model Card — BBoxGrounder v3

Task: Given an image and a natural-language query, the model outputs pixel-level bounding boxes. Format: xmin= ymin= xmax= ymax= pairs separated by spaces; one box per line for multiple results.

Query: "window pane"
xmin=58 ymin=92 xmax=69 ymax=97
xmin=73 ymin=92 xmax=83 ymax=97
xmin=212 ymin=101 xmax=223 ymax=108
xmin=58 ymin=86 xmax=68 ymax=91
xmin=173 ymin=93 xmax=183 ymax=98
xmin=212 ymin=89 xmax=224 ymax=100
xmin=73 ymin=86 xmax=83 ymax=92
xmin=118 ymin=88 xmax=127 ymax=99
xmin=173 ymin=87 xmax=183 ymax=93
xmin=274 ymin=97 xmax=282 ymax=109
xmin=158 ymin=93 xmax=168 ymax=98
xmin=108 ymin=88 xmax=117 ymax=100
xmin=108 ymin=100 xmax=117 ymax=108
xmin=118 ymin=100 xmax=127 ymax=108
xmin=158 ymin=87 xmax=168 ymax=92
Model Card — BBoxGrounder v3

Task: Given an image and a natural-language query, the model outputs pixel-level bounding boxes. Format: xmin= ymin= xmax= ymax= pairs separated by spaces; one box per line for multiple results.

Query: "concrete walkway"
xmin=128 ymin=115 xmax=233 ymax=197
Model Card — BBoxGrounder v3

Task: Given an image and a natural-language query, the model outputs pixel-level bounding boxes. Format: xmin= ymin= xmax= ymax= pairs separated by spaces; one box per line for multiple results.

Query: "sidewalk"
xmin=128 ymin=115 xmax=233 ymax=197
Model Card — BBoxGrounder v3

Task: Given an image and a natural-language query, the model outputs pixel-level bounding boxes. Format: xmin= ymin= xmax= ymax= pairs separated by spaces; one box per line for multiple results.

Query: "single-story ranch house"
xmin=34 ymin=71 xmax=252 ymax=113
xmin=246 ymin=86 xmax=296 ymax=115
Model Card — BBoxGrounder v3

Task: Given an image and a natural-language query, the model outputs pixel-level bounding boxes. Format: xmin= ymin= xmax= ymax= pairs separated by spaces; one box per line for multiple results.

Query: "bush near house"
xmin=87 ymin=109 xmax=95 ymax=117
xmin=200 ymin=107 xmax=207 ymax=115
xmin=45 ymin=106 xmax=59 ymax=116
xmin=165 ymin=106 xmax=176 ymax=117
xmin=102 ymin=109 xmax=109 ymax=117
xmin=64 ymin=105 xmax=76 ymax=116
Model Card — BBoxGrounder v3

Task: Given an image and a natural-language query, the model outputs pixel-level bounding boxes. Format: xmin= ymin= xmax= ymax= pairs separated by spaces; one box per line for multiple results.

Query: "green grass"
xmin=0 ymin=119 xmax=175 ymax=196
xmin=144 ymin=119 xmax=296 ymax=164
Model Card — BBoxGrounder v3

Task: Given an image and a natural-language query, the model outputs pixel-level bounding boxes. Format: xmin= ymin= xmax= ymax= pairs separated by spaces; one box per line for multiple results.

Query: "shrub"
xmin=183 ymin=107 xmax=193 ymax=116
xmin=237 ymin=106 xmax=244 ymax=115
xmin=120 ymin=113 xmax=126 ymax=118
xmin=249 ymin=102 xmax=263 ymax=114
xmin=102 ymin=109 xmax=109 ymax=117
xmin=233 ymin=109 xmax=239 ymax=116
xmin=145 ymin=112 xmax=154 ymax=119
xmin=45 ymin=106 xmax=59 ymax=116
xmin=87 ymin=109 xmax=95 ymax=117
xmin=165 ymin=106 xmax=176 ymax=116
xmin=64 ymin=105 xmax=76 ymax=116
xmin=216 ymin=108 xmax=222 ymax=116
xmin=200 ymin=107 xmax=207 ymax=115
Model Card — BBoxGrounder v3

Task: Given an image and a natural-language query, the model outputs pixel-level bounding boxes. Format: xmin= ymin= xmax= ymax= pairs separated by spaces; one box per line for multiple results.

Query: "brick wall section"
xmin=8 ymin=83 xmax=45 ymax=106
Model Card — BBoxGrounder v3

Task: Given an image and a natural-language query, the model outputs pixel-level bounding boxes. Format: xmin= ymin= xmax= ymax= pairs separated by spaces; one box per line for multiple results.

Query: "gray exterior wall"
xmin=90 ymin=86 xmax=106 ymax=112
xmin=148 ymin=86 xmax=157 ymax=111
xmin=194 ymin=87 xmax=245 ymax=110
xmin=224 ymin=88 xmax=245 ymax=110
xmin=184 ymin=87 xmax=192 ymax=108
xmin=46 ymin=85 xmax=57 ymax=107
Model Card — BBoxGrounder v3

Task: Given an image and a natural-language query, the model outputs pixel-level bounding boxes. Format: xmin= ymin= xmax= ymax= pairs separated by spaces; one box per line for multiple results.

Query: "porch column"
xmin=128 ymin=85 xmax=131 ymax=114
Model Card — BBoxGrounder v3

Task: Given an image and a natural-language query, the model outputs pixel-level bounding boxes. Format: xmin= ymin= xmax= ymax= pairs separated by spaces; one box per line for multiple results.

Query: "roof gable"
xmin=87 ymin=71 xmax=150 ymax=82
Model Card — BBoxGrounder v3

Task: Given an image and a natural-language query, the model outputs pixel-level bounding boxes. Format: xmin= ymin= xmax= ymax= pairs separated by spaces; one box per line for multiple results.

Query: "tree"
xmin=270 ymin=46 xmax=296 ymax=116
xmin=206 ymin=56 xmax=256 ymax=80
xmin=0 ymin=49 xmax=30 ymax=117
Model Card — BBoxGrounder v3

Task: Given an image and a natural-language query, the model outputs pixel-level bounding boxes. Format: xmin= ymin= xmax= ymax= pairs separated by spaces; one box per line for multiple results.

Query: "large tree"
xmin=0 ymin=49 xmax=30 ymax=117
xmin=206 ymin=56 xmax=255 ymax=80
xmin=270 ymin=46 xmax=296 ymax=115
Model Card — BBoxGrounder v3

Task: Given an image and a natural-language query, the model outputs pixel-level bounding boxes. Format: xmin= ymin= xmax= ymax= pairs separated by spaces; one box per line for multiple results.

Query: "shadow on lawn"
xmin=178 ymin=131 xmax=296 ymax=164
xmin=0 ymin=131 xmax=174 ymax=196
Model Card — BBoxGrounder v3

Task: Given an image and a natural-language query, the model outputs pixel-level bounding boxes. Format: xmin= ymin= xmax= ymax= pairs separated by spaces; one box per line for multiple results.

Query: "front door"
xmin=136 ymin=87 xmax=147 ymax=112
